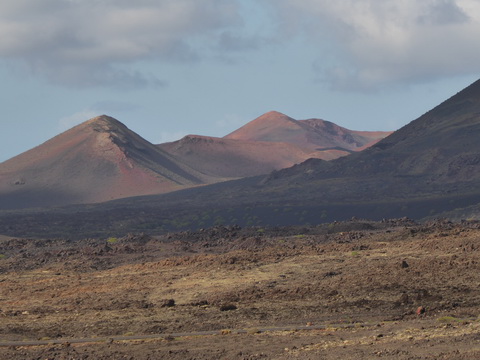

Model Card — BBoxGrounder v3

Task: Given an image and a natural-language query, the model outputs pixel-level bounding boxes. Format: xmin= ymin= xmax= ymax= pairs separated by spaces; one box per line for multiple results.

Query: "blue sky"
xmin=1 ymin=0 xmax=479 ymax=162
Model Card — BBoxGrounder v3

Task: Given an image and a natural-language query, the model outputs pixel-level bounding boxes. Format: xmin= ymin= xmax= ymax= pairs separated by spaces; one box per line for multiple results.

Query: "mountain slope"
xmin=0 ymin=116 xmax=213 ymax=209
xmin=158 ymin=135 xmax=316 ymax=178
xmin=158 ymin=135 xmax=348 ymax=178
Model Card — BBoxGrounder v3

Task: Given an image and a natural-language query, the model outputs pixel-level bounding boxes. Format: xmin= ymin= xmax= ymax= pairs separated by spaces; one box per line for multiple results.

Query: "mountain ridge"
xmin=0 ymin=112 xmax=390 ymax=209
xmin=224 ymin=110 xmax=391 ymax=152
xmin=2 ymin=80 xmax=480 ymax=236
xmin=158 ymin=113 xmax=391 ymax=179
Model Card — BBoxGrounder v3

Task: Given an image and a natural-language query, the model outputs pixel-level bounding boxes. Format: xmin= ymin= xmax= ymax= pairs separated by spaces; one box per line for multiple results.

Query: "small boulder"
xmin=399 ymin=293 xmax=409 ymax=304
xmin=416 ymin=306 xmax=426 ymax=315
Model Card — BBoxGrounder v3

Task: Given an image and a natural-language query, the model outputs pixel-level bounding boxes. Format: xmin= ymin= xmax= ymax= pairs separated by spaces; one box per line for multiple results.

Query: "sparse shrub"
xmin=437 ymin=316 xmax=473 ymax=323
xmin=190 ymin=300 xmax=209 ymax=306
xmin=0 ymin=254 xmax=6 ymax=259
xmin=160 ymin=299 xmax=175 ymax=308
xmin=437 ymin=316 xmax=462 ymax=323
xmin=106 ymin=237 xmax=118 ymax=244
xmin=220 ymin=303 xmax=237 ymax=311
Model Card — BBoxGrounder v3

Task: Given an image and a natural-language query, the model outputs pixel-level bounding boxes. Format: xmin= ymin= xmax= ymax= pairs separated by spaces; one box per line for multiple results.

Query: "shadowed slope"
xmin=253 ymin=78 xmax=480 ymax=210
xmin=268 ymin=78 xmax=480 ymax=183
xmin=0 ymin=116 xmax=213 ymax=209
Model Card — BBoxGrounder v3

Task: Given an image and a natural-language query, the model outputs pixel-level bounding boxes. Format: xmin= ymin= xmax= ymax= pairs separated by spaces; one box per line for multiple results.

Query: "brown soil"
xmin=1 ymin=220 xmax=479 ymax=359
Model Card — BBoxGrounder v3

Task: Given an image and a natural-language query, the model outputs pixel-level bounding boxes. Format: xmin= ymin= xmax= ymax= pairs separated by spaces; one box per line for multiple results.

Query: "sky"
xmin=1 ymin=0 xmax=480 ymax=162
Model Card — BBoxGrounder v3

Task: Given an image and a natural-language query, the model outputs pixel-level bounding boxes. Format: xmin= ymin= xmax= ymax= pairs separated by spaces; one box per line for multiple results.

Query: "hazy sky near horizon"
xmin=1 ymin=0 xmax=480 ymax=162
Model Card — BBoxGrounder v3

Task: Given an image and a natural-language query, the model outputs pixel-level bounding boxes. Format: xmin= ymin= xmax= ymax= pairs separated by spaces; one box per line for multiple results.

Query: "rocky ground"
xmin=0 ymin=219 xmax=479 ymax=359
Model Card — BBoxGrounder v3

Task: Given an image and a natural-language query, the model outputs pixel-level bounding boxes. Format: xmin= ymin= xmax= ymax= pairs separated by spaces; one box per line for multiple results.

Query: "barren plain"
xmin=1 ymin=219 xmax=479 ymax=359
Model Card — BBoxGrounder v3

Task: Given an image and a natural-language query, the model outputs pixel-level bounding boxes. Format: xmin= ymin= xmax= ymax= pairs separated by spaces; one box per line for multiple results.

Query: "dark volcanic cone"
xmin=268 ymin=78 xmax=480 ymax=183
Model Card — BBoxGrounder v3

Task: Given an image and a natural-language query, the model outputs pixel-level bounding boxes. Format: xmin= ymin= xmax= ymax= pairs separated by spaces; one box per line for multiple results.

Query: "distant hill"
xmin=2 ymin=80 xmax=480 ymax=237
xmin=224 ymin=111 xmax=390 ymax=152
xmin=0 ymin=112 xmax=390 ymax=210
xmin=158 ymin=135 xmax=318 ymax=178
xmin=0 ymin=116 xmax=213 ymax=209
xmin=159 ymin=111 xmax=391 ymax=178
xmin=70 ymin=78 xmax=480 ymax=235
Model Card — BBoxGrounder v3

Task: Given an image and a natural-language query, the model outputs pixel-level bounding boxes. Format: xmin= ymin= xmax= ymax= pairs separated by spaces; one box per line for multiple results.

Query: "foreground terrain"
xmin=0 ymin=219 xmax=479 ymax=359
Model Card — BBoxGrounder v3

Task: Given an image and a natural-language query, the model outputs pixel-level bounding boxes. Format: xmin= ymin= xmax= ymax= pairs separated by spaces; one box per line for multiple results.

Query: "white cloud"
xmin=0 ymin=0 xmax=242 ymax=88
xmin=3 ymin=0 xmax=479 ymax=92
xmin=268 ymin=0 xmax=480 ymax=90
